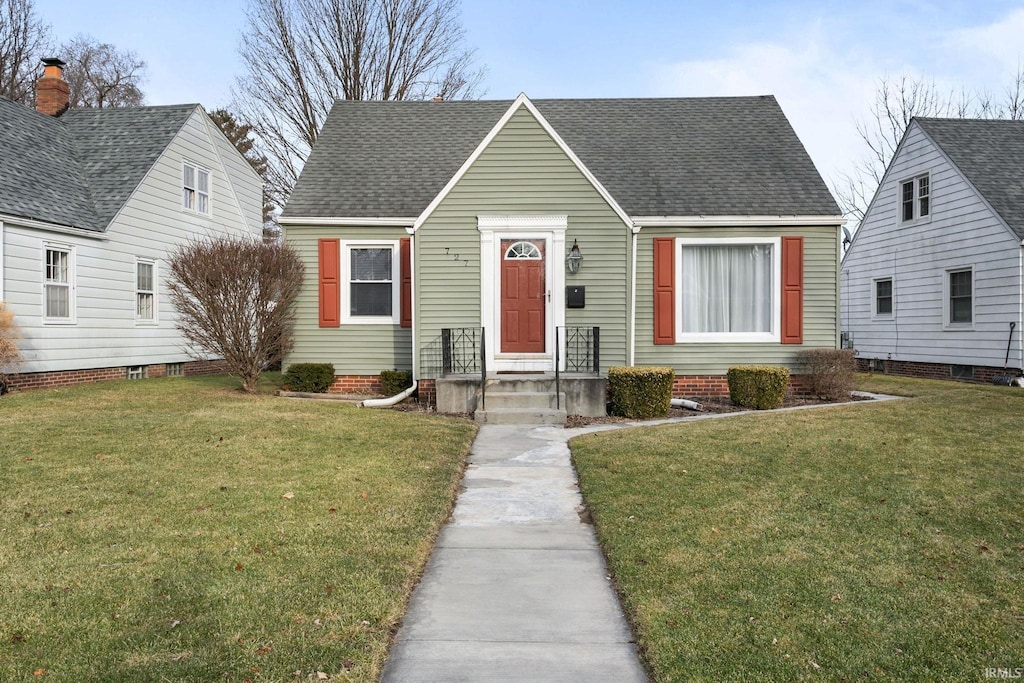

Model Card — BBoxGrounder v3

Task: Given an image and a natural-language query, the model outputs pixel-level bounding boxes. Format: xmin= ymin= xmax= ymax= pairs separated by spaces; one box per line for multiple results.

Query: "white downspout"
xmin=361 ymin=381 xmax=417 ymax=407
xmin=629 ymin=225 xmax=639 ymax=366
xmin=1019 ymin=244 xmax=1023 ymax=371
xmin=0 ymin=220 xmax=5 ymax=301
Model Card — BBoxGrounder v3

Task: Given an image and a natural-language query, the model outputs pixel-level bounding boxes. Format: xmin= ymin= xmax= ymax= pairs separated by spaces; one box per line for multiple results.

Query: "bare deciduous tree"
xmin=60 ymin=34 xmax=146 ymax=108
xmin=837 ymin=70 xmax=1024 ymax=226
xmin=0 ymin=0 xmax=50 ymax=103
xmin=168 ymin=238 xmax=304 ymax=393
xmin=234 ymin=0 xmax=486 ymax=209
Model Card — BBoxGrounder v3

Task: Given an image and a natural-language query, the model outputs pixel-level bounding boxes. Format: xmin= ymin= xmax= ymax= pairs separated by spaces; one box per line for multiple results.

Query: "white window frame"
xmin=42 ymin=243 xmax=76 ymax=325
xmin=182 ymin=160 xmax=211 ymax=216
xmin=674 ymin=236 xmax=781 ymax=343
xmin=900 ymin=173 xmax=931 ymax=224
xmin=135 ymin=258 xmax=158 ymax=325
xmin=943 ymin=266 xmax=975 ymax=330
xmin=872 ymin=276 xmax=894 ymax=319
xmin=341 ymin=240 xmax=400 ymax=325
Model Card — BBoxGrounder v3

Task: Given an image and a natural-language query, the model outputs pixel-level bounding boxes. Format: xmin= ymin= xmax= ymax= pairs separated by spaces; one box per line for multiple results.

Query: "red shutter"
xmin=653 ymin=238 xmax=676 ymax=345
xmin=318 ymin=239 xmax=340 ymax=328
xmin=781 ymin=236 xmax=803 ymax=344
xmin=400 ymin=237 xmax=412 ymax=328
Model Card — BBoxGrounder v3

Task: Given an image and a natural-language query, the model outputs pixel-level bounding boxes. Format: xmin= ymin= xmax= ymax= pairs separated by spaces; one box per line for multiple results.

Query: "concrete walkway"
xmin=380 ymin=423 xmax=648 ymax=683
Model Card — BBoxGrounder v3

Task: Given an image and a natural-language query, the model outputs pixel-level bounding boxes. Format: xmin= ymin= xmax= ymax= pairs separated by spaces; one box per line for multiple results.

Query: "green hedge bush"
xmin=608 ymin=366 xmax=674 ymax=419
xmin=380 ymin=369 xmax=413 ymax=396
xmin=283 ymin=363 xmax=335 ymax=393
xmin=727 ymin=365 xmax=789 ymax=409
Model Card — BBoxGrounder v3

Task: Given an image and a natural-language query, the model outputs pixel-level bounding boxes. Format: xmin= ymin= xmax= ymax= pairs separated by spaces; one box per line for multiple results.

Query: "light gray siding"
xmin=416 ymin=104 xmax=631 ymax=376
xmin=842 ymin=122 xmax=1022 ymax=369
xmin=285 ymin=224 xmax=413 ymax=374
xmin=635 ymin=226 xmax=840 ymax=373
xmin=2 ymin=107 xmax=262 ymax=373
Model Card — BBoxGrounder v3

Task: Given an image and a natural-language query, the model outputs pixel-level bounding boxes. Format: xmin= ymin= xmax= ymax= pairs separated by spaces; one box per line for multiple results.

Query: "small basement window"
xmin=127 ymin=366 xmax=146 ymax=380
xmin=950 ymin=364 xmax=974 ymax=380
xmin=166 ymin=362 xmax=183 ymax=377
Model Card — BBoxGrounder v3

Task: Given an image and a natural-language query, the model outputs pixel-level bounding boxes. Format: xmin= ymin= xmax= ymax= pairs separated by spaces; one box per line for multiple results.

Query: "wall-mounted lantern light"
xmin=566 ymin=239 xmax=583 ymax=274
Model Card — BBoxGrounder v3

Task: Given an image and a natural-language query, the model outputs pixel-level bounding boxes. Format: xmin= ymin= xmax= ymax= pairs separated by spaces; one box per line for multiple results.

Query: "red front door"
xmin=500 ymin=240 xmax=545 ymax=353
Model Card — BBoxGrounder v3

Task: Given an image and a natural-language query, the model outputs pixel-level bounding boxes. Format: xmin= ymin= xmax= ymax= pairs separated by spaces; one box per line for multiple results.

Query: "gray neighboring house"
xmin=281 ymin=93 xmax=843 ymax=414
xmin=842 ymin=118 xmax=1024 ymax=382
xmin=0 ymin=60 xmax=263 ymax=391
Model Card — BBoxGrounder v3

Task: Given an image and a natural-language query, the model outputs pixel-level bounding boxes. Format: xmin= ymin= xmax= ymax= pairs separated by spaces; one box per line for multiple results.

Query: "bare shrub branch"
xmin=167 ymin=238 xmax=304 ymax=393
xmin=798 ymin=349 xmax=856 ymax=401
xmin=0 ymin=301 xmax=22 ymax=393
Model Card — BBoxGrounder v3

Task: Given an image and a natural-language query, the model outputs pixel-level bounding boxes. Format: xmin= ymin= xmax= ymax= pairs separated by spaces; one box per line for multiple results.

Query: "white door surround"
xmin=479 ymin=214 xmax=567 ymax=372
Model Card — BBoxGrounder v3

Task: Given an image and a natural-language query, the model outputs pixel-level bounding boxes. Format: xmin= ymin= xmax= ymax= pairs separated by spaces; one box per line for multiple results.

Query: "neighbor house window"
xmin=901 ymin=174 xmax=930 ymax=223
xmin=166 ymin=362 xmax=183 ymax=377
xmin=136 ymin=259 xmax=156 ymax=322
xmin=948 ymin=268 xmax=973 ymax=325
xmin=127 ymin=366 xmax=146 ymax=380
xmin=44 ymin=245 xmax=74 ymax=322
xmin=675 ymin=237 xmax=780 ymax=342
xmin=183 ymin=162 xmax=210 ymax=214
xmin=342 ymin=242 xmax=399 ymax=323
xmin=874 ymin=278 xmax=893 ymax=317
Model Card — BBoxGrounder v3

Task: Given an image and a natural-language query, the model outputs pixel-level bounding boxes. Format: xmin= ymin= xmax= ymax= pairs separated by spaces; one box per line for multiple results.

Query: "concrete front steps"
xmin=474 ymin=386 xmax=567 ymax=425
xmin=435 ymin=373 xmax=606 ymax=425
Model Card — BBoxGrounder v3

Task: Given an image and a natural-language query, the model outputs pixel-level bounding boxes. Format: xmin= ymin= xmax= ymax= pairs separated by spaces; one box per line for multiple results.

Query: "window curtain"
xmin=680 ymin=245 xmax=772 ymax=333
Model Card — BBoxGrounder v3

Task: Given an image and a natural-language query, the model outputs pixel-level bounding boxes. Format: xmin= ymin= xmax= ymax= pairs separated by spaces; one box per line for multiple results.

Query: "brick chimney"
xmin=36 ymin=58 xmax=70 ymax=117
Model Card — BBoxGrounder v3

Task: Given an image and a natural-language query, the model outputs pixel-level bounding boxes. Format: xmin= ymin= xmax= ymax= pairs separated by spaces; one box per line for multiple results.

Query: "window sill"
xmin=675 ymin=332 xmax=780 ymax=344
xmin=182 ymin=207 xmax=211 ymax=218
xmin=871 ymin=314 xmax=894 ymax=322
xmin=943 ymin=322 xmax=975 ymax=331
xmin=135 ymin=320 xmax=160 ymax=327
xmin=899 ymin=215 xmax=932 ymax=228
xmin=42 ymin=319 xmax=77 ymax=326
xmin=340 ymin=317 xmax=401 ymax=326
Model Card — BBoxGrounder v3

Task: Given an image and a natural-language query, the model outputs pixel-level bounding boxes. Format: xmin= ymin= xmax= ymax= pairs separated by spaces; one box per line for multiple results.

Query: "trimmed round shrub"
xmin=283 ymin=363 xmax=335 ymax=393
xmin=727 ymin=365 xmax=789 ymax=409
xmin=380 ymin=369 xmax=413 ymax=396
xmin=608 ymin=366 xmax=674 ymax=419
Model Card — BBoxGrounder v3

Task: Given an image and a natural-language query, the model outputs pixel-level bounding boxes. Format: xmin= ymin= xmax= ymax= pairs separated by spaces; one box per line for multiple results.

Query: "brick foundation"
xmin=5 ymin=359 xmax=229 ymax=392
xmin=418 ymin=378 xmax=437 ymax=405
xmin=327 ymin=374 xmax=384 ymax=394
xmin=855 ymin=358 xmax=1014 ymax=384
xmin=671 ymin=374 xmax=812 ymax=398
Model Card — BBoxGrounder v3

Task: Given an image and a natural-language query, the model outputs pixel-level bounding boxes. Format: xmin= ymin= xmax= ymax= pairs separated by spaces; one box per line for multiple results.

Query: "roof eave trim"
xmin=632 ymin=215 xmax=846 ymax=228
xmin=277 ymin=216 xmax=418 ymax=226
xmin=0 ymin=212 xmax=106 ymax=239
xmin=410 ymin=93 xmax=634 ymax=232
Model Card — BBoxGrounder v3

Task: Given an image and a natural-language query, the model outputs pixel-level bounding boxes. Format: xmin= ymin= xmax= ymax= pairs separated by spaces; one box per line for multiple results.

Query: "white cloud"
xmin=648 ymin=35 xmax=879 ymax=196
xmin=948 ymin=8 xmax=1024 ymax=70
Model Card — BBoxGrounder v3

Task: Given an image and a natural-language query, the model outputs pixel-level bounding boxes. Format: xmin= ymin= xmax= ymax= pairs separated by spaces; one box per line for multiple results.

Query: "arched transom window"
xmin=504 ymin=241 xmax=542 ymax=260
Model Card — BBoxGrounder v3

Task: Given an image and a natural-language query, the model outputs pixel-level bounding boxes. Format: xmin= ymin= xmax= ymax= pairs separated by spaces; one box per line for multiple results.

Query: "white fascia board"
xmin=412 ymin=93 xmax=634 ymax=232
xmin=277 ymin=216 xmax=417 ymax=227
xmin=632 ymin=215 xmax=846 ymax=228
xmin=0 ymin=213 xmax=107 ymax=240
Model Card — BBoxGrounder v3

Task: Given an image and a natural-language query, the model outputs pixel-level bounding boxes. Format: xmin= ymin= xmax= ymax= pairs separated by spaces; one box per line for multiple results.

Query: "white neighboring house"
xmin=0 ymin=59 xmax=262 ymax=391
xmin=842 ymin=117 xmax=1024 ymax=382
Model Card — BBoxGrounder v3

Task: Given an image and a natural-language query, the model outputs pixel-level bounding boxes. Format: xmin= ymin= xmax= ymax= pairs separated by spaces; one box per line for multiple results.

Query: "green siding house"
xmin=280 ymin=93 xmax=843 ymax=410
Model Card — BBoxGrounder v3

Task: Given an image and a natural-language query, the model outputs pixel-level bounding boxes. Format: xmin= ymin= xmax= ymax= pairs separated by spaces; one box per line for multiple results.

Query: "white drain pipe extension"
xmin=671 ymin=397 xmax=703 ymax=411
xmin=360 ymin=381 xmax=418 ymax=408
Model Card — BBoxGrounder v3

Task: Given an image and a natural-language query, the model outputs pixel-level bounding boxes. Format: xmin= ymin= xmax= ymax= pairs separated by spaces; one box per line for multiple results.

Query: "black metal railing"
xmin=562 ymin=326 xmax=600 ymax=374
xmin=421 ymin=327 xmax=486 ymax=410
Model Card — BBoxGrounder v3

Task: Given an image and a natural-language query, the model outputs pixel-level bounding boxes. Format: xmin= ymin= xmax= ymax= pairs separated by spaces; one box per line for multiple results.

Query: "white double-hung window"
xmin=136 ymin=259 xmax=157 ymax=323
xmin=183 ymin=161 xmax=210 ymax=214
xmin=676 ymin=237 xmax=781 ymax=343
xmin=44 ymin=245 xmax=74 ymax=323
xmin=900 ymin=174 xmax=930 ymax=223
xmin=342 ymin=241 xmax=400 ymax=324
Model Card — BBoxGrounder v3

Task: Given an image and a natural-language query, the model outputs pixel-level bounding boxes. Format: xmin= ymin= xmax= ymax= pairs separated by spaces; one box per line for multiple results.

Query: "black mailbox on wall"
xmin=566 ymin=286 xmax=585 ymax=309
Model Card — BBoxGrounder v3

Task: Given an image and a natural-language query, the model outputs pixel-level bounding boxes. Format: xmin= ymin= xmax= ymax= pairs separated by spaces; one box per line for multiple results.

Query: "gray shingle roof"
xmin=0 ymin=97 xmax=195 ymax=231
xmin=283 ymin=95 xmax=840 ymax=219
xmin=916 ymin=117 xmax=1024 ymax=240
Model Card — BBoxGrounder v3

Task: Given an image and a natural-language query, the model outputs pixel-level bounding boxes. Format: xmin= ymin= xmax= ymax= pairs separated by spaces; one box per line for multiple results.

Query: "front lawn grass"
xmin=0 ymin=375 xmax=476 ymax=682
xmin=572 ymin=375 xmax=1023 ymax=681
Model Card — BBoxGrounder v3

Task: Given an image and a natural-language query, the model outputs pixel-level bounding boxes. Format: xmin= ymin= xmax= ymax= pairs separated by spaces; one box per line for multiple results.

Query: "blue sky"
xmin=33 ymin=0 xmax=1024 ymax=190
